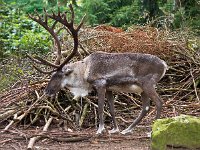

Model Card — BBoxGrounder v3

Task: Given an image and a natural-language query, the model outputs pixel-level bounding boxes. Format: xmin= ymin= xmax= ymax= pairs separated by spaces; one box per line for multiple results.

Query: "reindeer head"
xmin=44 ymin=68 xmax=73 ymax=96
xmin=27 ymin=4 xmax=85 ymax=97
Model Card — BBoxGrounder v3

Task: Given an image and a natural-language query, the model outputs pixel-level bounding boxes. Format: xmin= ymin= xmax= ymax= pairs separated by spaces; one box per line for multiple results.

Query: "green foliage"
xmin=185 ymin=0 xmax=200 ymax=32
xmin=81 ymin=0 xmax=111 ymax=25
xmin=19 ymin=30 xmax=51 ymax=54
xmin=19 ymin=0 xmax=45 ymax=13
xmin=81 ymin=0 xmax=200 ymax=31
xmin=81 ymin=0 xmax=140 ymax=27
xmin=171 ymin=0 xmax=200 ymax=32
xmin=0 ymin=2 xmax=52 ymax=59
xmin=111 ymin=5 xmax=140 ymax=28
xmin=14 ymin=0 xmax=70 ymax=13
xmin=173 ymin=8 xmax=185 ymax=28
xmin=110 ymin=0 xmax=144 ymax=28
xmin=0 ymin=0 xmax=199 ymax=59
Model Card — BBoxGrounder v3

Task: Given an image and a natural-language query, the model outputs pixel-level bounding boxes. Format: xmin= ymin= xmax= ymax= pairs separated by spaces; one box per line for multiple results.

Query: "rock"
xmin=151 ymin=115 xmax=200 ymax=150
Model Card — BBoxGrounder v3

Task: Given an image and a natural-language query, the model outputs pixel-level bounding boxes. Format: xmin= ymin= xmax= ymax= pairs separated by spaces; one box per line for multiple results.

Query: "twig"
xmin=79 ymin=103 xmax=89 ymax=127
xmin=0 ymin=139 xmax=12 ymax=144
xmin=2 ymin=94 xmax=45 ymax=132
xmin=0 ymin=109 xmax=17 ymax=119
xmin=85 ymin=97 xmax=111 ymax=117
xmin=2 ymin=113 xmax=18 ymax=132
xmin=27 ymin=116 xmax=54 ymax=150
xmin=36 ymin=135 xmax=91 ymax=142
xmin=190 ymin=70 xmax=200 ymax=102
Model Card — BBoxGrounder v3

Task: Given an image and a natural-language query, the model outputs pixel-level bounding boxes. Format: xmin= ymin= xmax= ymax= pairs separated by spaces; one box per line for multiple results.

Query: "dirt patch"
xmin=0 ymin=125 xmax=151 ymax=150
xmin=0 ymin=125 xmax=190 ymax=150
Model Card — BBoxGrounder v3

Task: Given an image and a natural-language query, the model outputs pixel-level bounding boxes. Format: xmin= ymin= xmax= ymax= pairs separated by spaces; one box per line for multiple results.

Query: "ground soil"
xmin=0 ymin=125 xmax=151 ymax=150
xmin=0 ymin=125 xmax=191 ymax=150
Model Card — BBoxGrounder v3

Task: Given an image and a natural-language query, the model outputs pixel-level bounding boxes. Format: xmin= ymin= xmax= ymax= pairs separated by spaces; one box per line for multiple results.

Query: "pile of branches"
xmin=64 ymin=24 xmax=200 ymax=116
xmin=0 ymin=7 xmax=200 ymax=149
xmin=78 ymin=25 xmax=200 ymax=100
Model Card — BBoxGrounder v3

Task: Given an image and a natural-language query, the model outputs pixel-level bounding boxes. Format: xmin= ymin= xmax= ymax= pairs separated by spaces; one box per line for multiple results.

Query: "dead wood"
xmin=27 ymin=116 xmax=53 ymax=150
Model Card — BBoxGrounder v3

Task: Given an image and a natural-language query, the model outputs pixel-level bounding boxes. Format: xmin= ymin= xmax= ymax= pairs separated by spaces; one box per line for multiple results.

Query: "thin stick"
xmin=2 ymin=94 xmax=45 ymax=132
xmin=27 ymin=116 xmax=53 ymax=150
xmin=2 ymin=113 xmax=18 ymax=132
xmin=190 ymin=70 xmax=200 ymax=102
xmin=79 ymin=103 xmax=89 ymax=127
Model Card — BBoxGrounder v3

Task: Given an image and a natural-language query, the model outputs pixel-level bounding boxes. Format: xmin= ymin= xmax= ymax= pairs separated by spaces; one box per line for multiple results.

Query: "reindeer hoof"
xmin=108 ymin=127 xmax=120 ymax=134
xmin=121 ymin=129 xmax=132 ymax=135
xmin=146 ymin=131 xmax=152 ymax=137
xmin=96 ymin=125 xmax=105 ymax=135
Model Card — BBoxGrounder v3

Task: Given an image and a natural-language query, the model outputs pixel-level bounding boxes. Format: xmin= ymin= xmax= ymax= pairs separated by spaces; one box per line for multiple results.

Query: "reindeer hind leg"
xmin=142 ymin=82 xmax=163 ymax=119
xmin=121 ymin=92 xmax=150 ymax=135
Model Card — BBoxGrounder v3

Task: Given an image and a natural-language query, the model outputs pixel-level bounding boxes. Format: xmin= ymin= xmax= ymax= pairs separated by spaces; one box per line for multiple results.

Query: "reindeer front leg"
xmin=93 ymin=79 xmax=107 ymax=134
xmin=106 ymin=91 xmax=119 ymax=134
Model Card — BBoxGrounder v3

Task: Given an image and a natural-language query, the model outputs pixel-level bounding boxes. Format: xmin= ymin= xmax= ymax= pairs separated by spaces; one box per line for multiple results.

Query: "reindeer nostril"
xmin=44 ymin=89 xmax=51 ymax=95
xmin=49 ymin=89 xmax=53 ymax=94
xmin=45 ymin=89 xmax=56 ymax=96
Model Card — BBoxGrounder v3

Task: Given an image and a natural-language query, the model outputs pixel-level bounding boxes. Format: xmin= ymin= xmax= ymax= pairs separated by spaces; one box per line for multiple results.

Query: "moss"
xmin=151 ymin=115 xmax=200 ymax=150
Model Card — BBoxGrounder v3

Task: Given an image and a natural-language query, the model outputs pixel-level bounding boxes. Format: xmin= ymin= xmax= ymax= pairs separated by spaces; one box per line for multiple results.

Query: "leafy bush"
xmin=110 ymin=1 xmax=142 ymax=28
xmin=19 ymin=30 xmax=51 ymax=54
xmin=173 ymin=8 xmax=185 ymax=29
xmin=81 ymin=0 xmax=111 ymax=25
xmin=0 ymin=3 xmax=52 ymax=59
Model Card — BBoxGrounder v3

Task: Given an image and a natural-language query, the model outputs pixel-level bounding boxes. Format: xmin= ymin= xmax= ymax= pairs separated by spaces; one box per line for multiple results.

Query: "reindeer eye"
xmin=64 ymin=69 xmax=73 ymax=76
xmin=64 ymin=73 xmax=69 ymax=76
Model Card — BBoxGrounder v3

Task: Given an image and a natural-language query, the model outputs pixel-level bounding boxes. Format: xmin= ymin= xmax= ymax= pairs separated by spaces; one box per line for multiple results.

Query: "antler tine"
xmin=34 ymin=9 xmax=43 ymax=20
xmin=43 ymin=8 xmax=47 ymax=13
xmin=27 ymin=54 xmax=58 ymax=74
xmin=29 ymin=4 xmax=85 ymax=72
xmin=29 ymin=11 xmax=46 ymax=27
xmin=28 ymin=13 xmax=39 ymax=23
xmin=45 ymin=9 xmax=58 ymax=29
xmin=43 ymin=8 xmax=48 ymax=24
xmin=49 ymin=4 xmax=85 ymax=69
xmin=58 ymin=7 xmax=61 ymax=16
xmin=69 ymin=4 xmax=74 ymax=25
xmin=76 ymin=14 xmax=86 ymax=32
xmin=26 ymin=54 xmax=42 ymax=64
xmin=27 ymin=54 xmax=59 ymax=68
xmin=29 ymin=9 xmax=63 ymax=66
xmin=58 ymin=48 xmax=77 ymax=69
xmin=32 ymin=64 xmax=57 ymax=74
xmin=48 ymin=11 xmax=70 ymax=28
xmin=34 ymin=56 xmax=59 ymax=68
xmin=52 ymin=20 xmax=58 ymax=30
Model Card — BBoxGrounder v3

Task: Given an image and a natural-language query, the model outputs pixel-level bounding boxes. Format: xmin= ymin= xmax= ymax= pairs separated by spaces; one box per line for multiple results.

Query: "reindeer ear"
xmin=64 ymin=68 xmax=73 ymax=75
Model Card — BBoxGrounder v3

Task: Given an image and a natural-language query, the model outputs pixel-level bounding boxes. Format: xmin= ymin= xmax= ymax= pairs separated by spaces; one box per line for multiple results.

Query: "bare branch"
xmin=27 ymin=54 xmax=58 ymax=74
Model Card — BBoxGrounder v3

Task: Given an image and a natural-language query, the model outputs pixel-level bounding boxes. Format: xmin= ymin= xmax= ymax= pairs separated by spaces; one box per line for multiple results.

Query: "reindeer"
xmin=28 ymin=5 xmax=168 ymax=135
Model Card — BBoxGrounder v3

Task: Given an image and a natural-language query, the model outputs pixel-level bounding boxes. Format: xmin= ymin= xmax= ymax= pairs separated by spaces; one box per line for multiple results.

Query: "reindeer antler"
xmin=28 ymin=4 xmax=85 ymax=73
xmin=28 ymin=10 xmax=62 ymax=66
xmin=48 ymin=4 xmax=86 ymax=69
